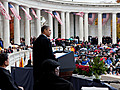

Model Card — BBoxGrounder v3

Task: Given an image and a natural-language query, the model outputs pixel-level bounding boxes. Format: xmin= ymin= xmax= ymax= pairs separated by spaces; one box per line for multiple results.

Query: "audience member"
xmin=0 ymin=53 xmax=24 ymax=90
xmin=39 ymin=59 xmax=75 ymax=90
xmin=24 ymin=59 xmax=33 ymax=67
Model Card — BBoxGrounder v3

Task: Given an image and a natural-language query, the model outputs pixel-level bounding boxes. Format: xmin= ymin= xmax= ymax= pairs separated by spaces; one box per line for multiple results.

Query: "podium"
xmin=55 ymin=51 xmax=76 ymax=79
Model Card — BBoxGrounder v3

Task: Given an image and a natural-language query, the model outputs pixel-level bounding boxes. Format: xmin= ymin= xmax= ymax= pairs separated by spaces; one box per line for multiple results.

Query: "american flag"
xmin=20 ymin=6 xmax=32 ymax=20
xmin=88 ymin=13 xmax=95 ymax=25
xmin=0 ymin=2 xmax=11 ymax=20
xmin=43 ymin=9 xmax=54 ymax=18
xmin=117 ymin=13 xmax=120 ymax=23
xmin=102 ymin=13 xmax=109 ymax=26
xmin=30 ymin=8 xmax=38 ymax=19
xmin=75 ymin=12 xmax=84 ymax=17
xmin=8 ymin=3 xmax=21 ymax=20
xmin=53 ymin=11 xmax=63 ymax=25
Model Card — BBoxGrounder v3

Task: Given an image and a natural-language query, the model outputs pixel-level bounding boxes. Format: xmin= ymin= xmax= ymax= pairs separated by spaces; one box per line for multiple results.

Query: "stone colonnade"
xmin=0 ymin=1 xmax=118 ymax=48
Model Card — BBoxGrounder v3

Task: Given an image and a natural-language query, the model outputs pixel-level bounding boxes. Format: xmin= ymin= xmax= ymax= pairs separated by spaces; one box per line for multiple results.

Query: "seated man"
xmin=0 ymin=53 xmax=23 ymax=90
xmin=39 ymin=59 xmax=75 ymax=90
xmin=24 ymin=59 xmax=33 ymax=67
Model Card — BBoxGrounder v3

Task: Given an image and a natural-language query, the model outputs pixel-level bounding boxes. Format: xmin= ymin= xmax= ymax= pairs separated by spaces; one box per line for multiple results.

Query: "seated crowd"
xmin=66 ymin=42 xmax=120 ymax=75
xmin=0 ymin=37 xmax=35 ymax=54
xmin=50 ymin=36 xmax=120 ymax=75
xmin=1 ymin=35 xmax=120 ymax=76
xmin=0 ymin=35 xmax=120 ymax=90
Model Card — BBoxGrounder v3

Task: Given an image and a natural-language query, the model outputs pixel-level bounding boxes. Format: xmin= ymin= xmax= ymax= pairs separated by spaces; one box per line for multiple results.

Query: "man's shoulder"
xmin=34 ymin=35 xmax=46 ymax=42
xmin=0 ymin=67 xmax=10 ymax=78
xmin=37 ymin=34 xmax=47 ymax=40
xmin=54 ymin=77 xmax=74 ymax=89
xmin=0 ymin=67 xmax=6 ymax=72
xmin=0 ymin=67 xmax=9 ymax=74
xmin=0 ymin=68 xmax=4 ymax=74
xmin=39 ymin=34 xmax=45 ymax=37
xmin=55 ymin=76 xmax=72 ymax=84
xmin=33 ymin=35 xmax=48 ymax=47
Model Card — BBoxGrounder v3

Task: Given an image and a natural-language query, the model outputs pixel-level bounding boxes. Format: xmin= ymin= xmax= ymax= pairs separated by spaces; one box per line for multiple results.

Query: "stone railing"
xmin=6 ymin=46 xmax=63 ymax=71
xmin=6 ymin=49 xmax=33 ymax=71
xmin=6 ymin=46 xmax=71 ymax=71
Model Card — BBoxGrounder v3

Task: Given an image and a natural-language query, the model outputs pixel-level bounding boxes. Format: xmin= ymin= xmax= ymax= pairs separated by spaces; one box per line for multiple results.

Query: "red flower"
xmin=86 ymin=68 xmax=89 ymax=73
xmin=76 ymin=64 xmax=79 ymax=68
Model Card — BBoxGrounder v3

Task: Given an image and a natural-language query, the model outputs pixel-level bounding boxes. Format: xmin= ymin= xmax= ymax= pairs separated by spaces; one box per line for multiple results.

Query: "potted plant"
xmin=90 ymin=56 xmax=107 ymax=79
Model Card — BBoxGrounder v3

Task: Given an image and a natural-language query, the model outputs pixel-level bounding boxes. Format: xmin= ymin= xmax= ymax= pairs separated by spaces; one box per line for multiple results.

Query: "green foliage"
xmin=90 ymin=56 xmax=108 ymax=79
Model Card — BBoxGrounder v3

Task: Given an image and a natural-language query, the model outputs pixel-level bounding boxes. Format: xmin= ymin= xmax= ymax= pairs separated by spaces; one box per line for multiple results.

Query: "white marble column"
xmin=61 ymin=11 xmax=65 ymax=39
xmin=84 ymin=12 xmax=88 ymax=41
xmin=112 ymin=13 xmax=117 ymax=44
xmin=36 ymin=9 xmax=41 ymax=37
xmin=14 ymin=4 xmax=20 ymax=45
xmin=75 ymin=15 xmax=79 ymax=36
xmin=70 ymin=14 xmax=74 ymax=37
xmin=54 ymin=18 xmax=58 ymax=38
xmin=3 ymin=2 xmax=10 ymax=48
xmin=98 ymin=13 xmax=102 ymax=44
xmin=66 ymin=12 xmax=70 ymax=39
xmin=25 ymin=7 xmax=30 ymax=46
xmin=48 ymin=10 xmax=53 ymax=39
xmin=20 ymin=9 xmax=24 ymax=38
xmin=30 ymin=16 xmax=35 ymax=38
xmin=79 ymin=16 xmax=84 ymax=41
xmin=0 ymin=13 xmax=3 ymax=40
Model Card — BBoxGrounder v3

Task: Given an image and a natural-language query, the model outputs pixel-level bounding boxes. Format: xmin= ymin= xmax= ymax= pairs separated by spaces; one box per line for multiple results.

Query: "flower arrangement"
xmin=90 ymin=56 xmax=107 ymax=79
xmin=73 ymin=56 xmax=107 ymax=79
xmin=73 ymin=64 xmax=92 ymax=76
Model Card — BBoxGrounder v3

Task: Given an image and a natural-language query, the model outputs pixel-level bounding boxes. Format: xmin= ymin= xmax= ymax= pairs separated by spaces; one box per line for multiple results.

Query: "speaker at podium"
xmin=54 ymin=51 xmax=76 ymax=79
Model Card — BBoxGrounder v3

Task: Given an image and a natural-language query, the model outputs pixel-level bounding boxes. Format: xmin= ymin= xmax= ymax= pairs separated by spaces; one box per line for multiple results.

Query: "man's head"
xmin=41 ymin=25 xmax=51 ymax=37
xmin=41 ymin=59 xmax=60 ymax=76
xmin=0 ymin=53 xmax=9 ymax=67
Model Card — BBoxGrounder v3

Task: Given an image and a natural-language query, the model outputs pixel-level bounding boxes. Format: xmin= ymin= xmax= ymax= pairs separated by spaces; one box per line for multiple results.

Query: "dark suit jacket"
xmin=33 ymin=34 xmax=56 ymax=82
xmin=0 ymin=67 xmax=21 ymax=90
xmin=39 ymin=72 xmax=74 ymax=90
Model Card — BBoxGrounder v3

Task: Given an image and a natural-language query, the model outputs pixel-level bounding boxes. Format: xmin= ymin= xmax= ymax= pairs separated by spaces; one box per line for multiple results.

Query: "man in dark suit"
xmin=0 ymin=53 xmax=23 ymax=90
xmin=33 ymin=25 xmax=56 ymax=89
xmin=39 ymin=59 xmax=75 ymax=90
